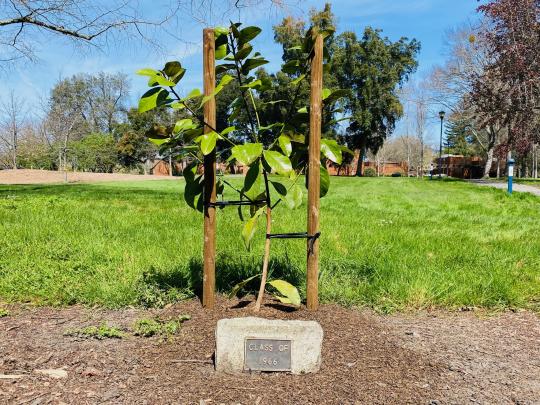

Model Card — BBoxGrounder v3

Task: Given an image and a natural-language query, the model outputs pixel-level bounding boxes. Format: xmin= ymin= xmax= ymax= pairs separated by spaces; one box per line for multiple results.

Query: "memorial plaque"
xmin=244 ymin=338 xmax=292 ymax=372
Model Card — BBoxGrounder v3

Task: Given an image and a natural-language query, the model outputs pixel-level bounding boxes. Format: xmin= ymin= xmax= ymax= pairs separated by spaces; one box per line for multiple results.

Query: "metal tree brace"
xmin=204 ymin=200 xmax=321 ymax=254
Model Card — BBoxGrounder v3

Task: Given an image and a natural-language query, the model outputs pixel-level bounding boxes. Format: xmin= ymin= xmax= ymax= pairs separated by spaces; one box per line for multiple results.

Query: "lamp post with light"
xmin=438 ymin=111 xmax=445 ymax=179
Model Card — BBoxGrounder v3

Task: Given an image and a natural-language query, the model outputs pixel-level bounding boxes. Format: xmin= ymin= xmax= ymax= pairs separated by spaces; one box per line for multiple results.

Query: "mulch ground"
xmin=1 ymin=297 xmax=539 ymax=404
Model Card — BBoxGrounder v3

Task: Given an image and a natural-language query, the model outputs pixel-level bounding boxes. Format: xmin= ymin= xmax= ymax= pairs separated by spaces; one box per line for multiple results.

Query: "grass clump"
xmin=133 ymin=315 xmax=190 ymax=339
xmin=64 ymin=324 xmax=125 ymax=339
xmin=0 ymin=308 xmax=9 ymax=317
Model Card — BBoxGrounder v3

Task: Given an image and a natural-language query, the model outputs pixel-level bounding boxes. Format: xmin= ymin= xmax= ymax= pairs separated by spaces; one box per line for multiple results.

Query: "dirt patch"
xmin=1 ymin=298 xmax=538 ymax=404
xmin=0 ymin=169 xmax=179 ymax=185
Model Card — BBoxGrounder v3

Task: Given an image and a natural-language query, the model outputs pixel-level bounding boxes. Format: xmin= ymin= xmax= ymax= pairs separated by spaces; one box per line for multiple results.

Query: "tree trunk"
xmin=355 ymin=146 xmax=366 ymax=176
xmin=484 ymin=146 xmax=494 ymax=178
xmin=254 ymin=171 xmax=273 ymax=312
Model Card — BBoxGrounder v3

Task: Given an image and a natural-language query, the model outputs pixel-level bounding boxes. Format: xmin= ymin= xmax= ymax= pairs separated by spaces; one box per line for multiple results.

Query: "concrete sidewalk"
xmin=469 ymin=179 xmax=540 ymax=196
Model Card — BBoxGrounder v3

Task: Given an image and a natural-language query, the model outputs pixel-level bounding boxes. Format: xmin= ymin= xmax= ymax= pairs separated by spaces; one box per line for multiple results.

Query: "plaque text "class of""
xmin=244 ymin=338 xmax=292 ymax=372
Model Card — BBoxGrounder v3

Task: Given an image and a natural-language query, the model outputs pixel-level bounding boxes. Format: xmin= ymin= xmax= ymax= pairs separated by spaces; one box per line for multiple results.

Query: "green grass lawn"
xmin=1 ymin=177 xmax=539 ymax=312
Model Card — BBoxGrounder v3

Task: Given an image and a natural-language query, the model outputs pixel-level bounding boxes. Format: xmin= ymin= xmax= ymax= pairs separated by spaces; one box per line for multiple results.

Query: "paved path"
xmin=469 ymin=179 xmax=540 ymax=196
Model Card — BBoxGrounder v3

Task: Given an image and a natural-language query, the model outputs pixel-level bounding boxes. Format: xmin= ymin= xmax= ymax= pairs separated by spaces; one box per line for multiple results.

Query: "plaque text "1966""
xmin=244 ymin=338 xmax=292 ymax=372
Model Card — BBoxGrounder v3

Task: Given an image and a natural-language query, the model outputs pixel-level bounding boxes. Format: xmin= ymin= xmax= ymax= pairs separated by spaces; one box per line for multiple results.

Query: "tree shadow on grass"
xmin=188 ymin=253 xmax=303 ymax=302
xmin=137 ymin=254 xmax=302 ymax=307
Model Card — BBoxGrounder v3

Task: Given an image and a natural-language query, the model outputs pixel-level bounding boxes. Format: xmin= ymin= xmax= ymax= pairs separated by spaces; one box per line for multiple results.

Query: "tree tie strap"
xmin=265 ymin=231 xmax=321 ymax=254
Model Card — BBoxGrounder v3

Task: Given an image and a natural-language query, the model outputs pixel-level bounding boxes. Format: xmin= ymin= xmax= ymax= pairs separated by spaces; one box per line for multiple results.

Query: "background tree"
xmin=0 ymin=90 xmax=27 ymax=169
xmin=333 ymin=28 xmax=420 ymax=176
xmin=473 ymin=0 xmax=540 ymax=157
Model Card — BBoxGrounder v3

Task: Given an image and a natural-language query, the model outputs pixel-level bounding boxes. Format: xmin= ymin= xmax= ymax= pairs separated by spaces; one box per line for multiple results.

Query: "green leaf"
xmin=215 ymin=27 xmax=229 ymax=60
xmin=148 ymin=137 xmax=170 ymax=146
xmin=263 ymin=150 xmax=292 ymax=175
xmin=231 ymin=143 xmax=263 ymax=166
xmin=282 ymin=60 xmax=301 ymax=74
xmin=137 ymin=68 xmax=158 ymax=77
xmin=242 ymin=206 xmax=265 ymax=250
xmin=321 ymin=139 xmax=342 ymax=164
xmin=278 ymin=134 xmax=292 ymax=156
xmin=148 ymin=74 xmax=176 ymax=87
xmin=243 ymin=161 xmax=262 ymax=201
xmin=200 ymin=74 xmax=234 ymax=107
xmin=173 ymin=118 xmax=196 ymax=134
xmin=238 ymin=26 xmax=262 ymax=46
xmin=283 ymin=184 xmax=302 ymax=209
xmin=138 ymin=87 xmax=169 ymax=113
xmin=239 ymin=79 xmax=262 ymax=90
xmin=270 ymin=181 xmax=287 ymax=196
xmin=220 ymin=126 xmax=235 ymax=136
xmin=182 ymin=88 xmax=202 ymax=101
xmin=324 ymin=89 xmax=349 ymax=105
xmin=297 ymin=106 xmax=307 ymax=113
xmin=241 ymin=58 xmax=269 ymax=75
xmin=216 ymin=63 xmax=236 ymax=75
xmin=214 ymin=26 xmax=229 ymax=36
xmin=235 ymin=43 xmax=253 ymax=60
xmin=184 ymin=175 xmax=204 ymax=210
xmin=229 ymin=274 xmax=260 ymax=298
xmin=291 ymin=74 xmax=306 ymax=86
xmin=268 ymin=280 xmax=301 ymax=307
xmin=196 ymin=131 xmax=218 ymax=155
xmin=305 ymin=164 xmax=330 ymax=198
xmin=162 ymin=61 xmax=185 ymax=83
xmin=322 ymin=88 xmax=332 ymax=100
xmin=320 ymin=164 xmax=330 ymax=197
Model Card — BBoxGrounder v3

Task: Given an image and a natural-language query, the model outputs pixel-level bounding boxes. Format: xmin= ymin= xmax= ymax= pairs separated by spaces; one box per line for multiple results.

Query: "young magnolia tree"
xmin=137 ymin=22 xmax=350 ymax=310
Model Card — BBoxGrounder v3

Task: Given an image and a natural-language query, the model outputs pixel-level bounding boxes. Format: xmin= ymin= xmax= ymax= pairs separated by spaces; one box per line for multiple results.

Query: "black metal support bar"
xmin=205 ymin=200 xmax=265 ymax=207
xmin=266 ymin=231 xmax=321 ymax=254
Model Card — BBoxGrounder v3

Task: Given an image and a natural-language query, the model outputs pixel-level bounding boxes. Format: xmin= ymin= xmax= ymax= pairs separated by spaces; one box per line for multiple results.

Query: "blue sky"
xmin=2 ymin=0 xmax=480 ymax=143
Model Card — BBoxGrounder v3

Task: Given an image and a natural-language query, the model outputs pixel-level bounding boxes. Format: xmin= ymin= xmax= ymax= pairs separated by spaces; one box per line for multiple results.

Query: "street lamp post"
xmin=438 ymin=111 xmax=445 ymax=179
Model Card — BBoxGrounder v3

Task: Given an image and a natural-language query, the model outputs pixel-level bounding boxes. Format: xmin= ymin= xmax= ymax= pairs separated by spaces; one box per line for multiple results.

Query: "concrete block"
xmin=215 ymin=317 xmax=323 ymax=374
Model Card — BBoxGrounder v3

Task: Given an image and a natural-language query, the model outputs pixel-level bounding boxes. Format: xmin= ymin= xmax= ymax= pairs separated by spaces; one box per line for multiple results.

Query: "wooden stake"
xmin=307 ymin=34 xmax=323 ymax=311
xmin=202 ymin=28 xmax=216 ymax=309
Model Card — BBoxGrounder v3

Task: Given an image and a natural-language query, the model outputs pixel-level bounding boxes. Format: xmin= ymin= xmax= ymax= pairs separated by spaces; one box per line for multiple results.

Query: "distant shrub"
xmin=391 ymin=172 xmax=402 ymax=177
xmin=364 ymin=167 xmax=376 ymax=177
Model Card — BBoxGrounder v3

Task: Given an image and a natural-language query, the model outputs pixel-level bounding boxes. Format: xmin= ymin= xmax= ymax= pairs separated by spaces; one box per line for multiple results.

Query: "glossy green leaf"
xmin=278 ymin=134 xmax=292 ymax=156
xmin=320 ymin=164 xmax=330 ymax=197
xmin=241 ymin=58 xmax=269 ymax=75
xmin=238 ymin=26 xmax=262 ymax=46
xmin=184 ymin=175 xmax=204 ymax=210
xmin=182 ymin=88 xmax=202 ymax=101
xmin=240 ymin=79 xmax=262 ymax=90
xmin=221 ymin=126 xmax=235 ymax=136
xmin=321 ymin=139 xmax=342 ymax=164
xmin=148 ymin=137 xmax=170 ymax=146
xmin=235 ymin=43 xmax=253 ymax=60
xmin=283 ymin=184 xmax=302 ymax=209
xmin=173 ymin=118 xmax=196 ymax=134
xmin=305 ymin=164 xmax=331 ymax=198
xmin=263 ymin=150 xmax=292 ymax=175
xmin=229 ymin=274 xmax=260 ymax=298
xmin=196 ymin=131 xmax=219 ymax=155
xmin=148 ymin=74 xmax=176 ymax=87
xmin=242 ymin=206 xmax=265 ymax=250
xmin=162 ymin=61 xmax=185 ymax=83
xmin=268 ymin=280 xmax=301 ymax=307
xmin=231 ymin=143 xmax=263 ymax=166
xmin=270 ymin=181 xmax=287 ymax=196
xmin=137 ymin=68 xmax=158 ymax=77
xmin=138 ymin=87 xmax=169 ymax=113
xmin=297 ymin=106 xmax=307 ymax=113
xmin=243 ymin=160 xmax=262 ymax=201
xmin=216 ymin=63 xmax=236 ymax=75
xmin=291 ymin=74 xmax=306 ymax=86
xmin=322 ymin=88 xmax=332 ymax=100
